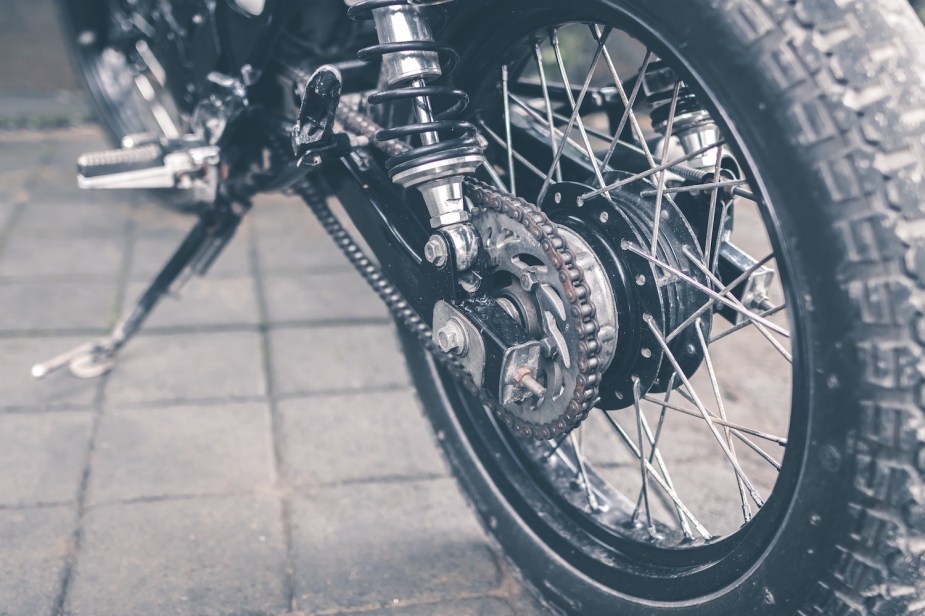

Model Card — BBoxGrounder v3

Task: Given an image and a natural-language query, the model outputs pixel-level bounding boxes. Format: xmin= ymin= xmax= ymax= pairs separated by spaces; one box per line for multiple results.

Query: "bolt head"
xmin=424 ymin=235 xmax=449 ymax=267
xmin=520 ymin=269 xmax=539 ymax=292
xmin=436 ymin=318 xmax=468 ymax=355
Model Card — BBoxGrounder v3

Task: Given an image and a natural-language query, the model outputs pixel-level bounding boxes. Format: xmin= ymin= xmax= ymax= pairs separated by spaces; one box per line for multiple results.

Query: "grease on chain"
xmin=287 ymin=104 xmax=604 ymax=440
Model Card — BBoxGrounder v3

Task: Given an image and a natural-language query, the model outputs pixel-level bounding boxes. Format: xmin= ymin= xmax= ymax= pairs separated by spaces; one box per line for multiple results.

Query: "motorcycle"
xmin=39 ymin=0 xmax=925 ymax=613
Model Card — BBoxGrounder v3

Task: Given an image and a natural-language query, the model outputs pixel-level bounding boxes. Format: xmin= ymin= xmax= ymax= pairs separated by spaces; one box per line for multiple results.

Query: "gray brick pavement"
xmin=0 ymin=126 xmax=545 ymax=615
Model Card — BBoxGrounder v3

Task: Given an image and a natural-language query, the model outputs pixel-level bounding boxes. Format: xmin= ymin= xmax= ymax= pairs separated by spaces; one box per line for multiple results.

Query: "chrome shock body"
xmin=644 ymin=60 xmax=723 ymax=171
xmin=347 ymin=0 xmax=484 ymax=232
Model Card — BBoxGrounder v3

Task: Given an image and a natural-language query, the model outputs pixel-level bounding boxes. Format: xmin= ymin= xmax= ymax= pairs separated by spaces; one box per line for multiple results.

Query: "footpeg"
xmin=291 ymin=65 xmax=351 ymax=168
xmin=76 ymin=137 xmax=220 ymax=202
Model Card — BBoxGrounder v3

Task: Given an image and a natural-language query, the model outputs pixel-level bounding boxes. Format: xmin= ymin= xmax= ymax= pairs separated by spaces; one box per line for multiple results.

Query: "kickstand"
xmin=32 ymin=198 xmax=251 ymax=379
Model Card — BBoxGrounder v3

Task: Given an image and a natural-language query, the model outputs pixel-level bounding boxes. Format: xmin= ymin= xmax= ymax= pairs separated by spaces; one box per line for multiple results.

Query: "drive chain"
xmin=287 ymin=105 xmax=605 ymax=440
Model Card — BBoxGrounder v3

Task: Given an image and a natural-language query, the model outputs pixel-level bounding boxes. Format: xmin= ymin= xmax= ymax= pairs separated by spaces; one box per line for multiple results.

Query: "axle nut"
xmin=424 ymin=235 xmax=449 ymax=268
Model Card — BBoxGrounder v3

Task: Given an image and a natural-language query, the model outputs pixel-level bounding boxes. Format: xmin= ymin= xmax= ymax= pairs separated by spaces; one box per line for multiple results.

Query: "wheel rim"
xmin=426 ymin=5 xmax=812 ymax=601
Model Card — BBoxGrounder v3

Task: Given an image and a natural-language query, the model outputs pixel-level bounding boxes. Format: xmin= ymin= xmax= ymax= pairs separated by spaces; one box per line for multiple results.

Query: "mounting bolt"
xmin=514 ymin=367 xmax=546 ymax=399
xmin=436 ymin=318 xmax=468 ymax=355
xmin=520 ymin=269 xmax=539 ymax=292
xmin=424 ymin=235 xmax=449 ymax=268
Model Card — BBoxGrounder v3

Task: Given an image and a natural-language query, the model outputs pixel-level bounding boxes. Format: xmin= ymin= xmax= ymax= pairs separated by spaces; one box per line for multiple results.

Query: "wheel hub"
xmin=544 ymin=175 xmax=712 ymax=409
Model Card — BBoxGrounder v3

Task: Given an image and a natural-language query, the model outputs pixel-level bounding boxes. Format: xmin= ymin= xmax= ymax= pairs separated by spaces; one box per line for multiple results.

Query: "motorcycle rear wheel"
xmin=401 ymin=0 xmax=925 ymax=613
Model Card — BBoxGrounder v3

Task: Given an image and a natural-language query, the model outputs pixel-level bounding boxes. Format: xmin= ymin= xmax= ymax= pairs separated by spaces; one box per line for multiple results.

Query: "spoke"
xmin=501 ymin=64 xmax=516 ymax=194
xmin=632 ymin=373 xmax=694 ymax=539
xmin=730 ymin=430 xmax=783 ymax=470
xmin=640 ymin=395 xmax=787 ymax=447
xmin=569 ymin=430 xmax=601 ymax=512
xmin=536 ymin=27 xmax=611 ymax=204
xmin=545 ymin=106 xmax=643 ymax=160
xmin=640 ymin=179 xmax=748 ymax=198
xmin=543 ymin=433 xmax=570 ymax=461
xmin=477 ymin=120 xmax=548 ymax=181
xmin=579 ymin=140 xmax=725 ymax=203
xmin=731 ymin=186 xmax=757 ymax=201
xmin=481 ymin=159 xmax=508 ymax=192
xmin=534 ymin=44 xmax=562 ymax=183
xmin=650 ymin=81 xmax=682 ymax=255
xmin=681 ymin=246 xmax=793 ymax=362
xmin=549 ymin=446 xmax=613 ymax=511
xmin=703 ymin=153 xmax=726 ymax=268
xmin=665 ymin=252 xmax=775 ymax=342
xmin=696 ymin=321 xmax=752 ymax=523
xmin=672 ymin=389 xmax=784 ymax=471
xmin=624 ymin=242 xmax=789 ymax=339
xmin=709 ymin=303 xmax=787 ymax=343
xmin=590 ymin=25 xmax=657 ymax=171
xmin=549 ymin=28 xmax=609 ymax=191
xmin=508 ymin=95 xmax=595 ymax=165
xmin=601 ymin=410 xmax=712 ymax=539
xmin=644 ymin=315 xmax=765 ymax=507
xmin=630 ymin=378 xmax=656 ymax=535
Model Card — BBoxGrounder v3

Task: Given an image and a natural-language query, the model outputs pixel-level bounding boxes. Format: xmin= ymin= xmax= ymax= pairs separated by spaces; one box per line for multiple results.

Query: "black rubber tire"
xmin=56 ymin=0 xmax=161 ymax=145
xmin=400 ymin=0 xmax=925 ymax=613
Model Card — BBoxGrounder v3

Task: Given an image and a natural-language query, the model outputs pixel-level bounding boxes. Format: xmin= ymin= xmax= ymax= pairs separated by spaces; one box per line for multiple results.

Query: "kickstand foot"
xmin=31 ymin=339 xmax=117 ymax=380
xmin=31 ymin=197 xmax=250 ymax=380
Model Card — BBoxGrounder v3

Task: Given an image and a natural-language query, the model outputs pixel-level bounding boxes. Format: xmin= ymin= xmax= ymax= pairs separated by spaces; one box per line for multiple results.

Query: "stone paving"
xmin=0 ymin=126 xmax=545 ymax=615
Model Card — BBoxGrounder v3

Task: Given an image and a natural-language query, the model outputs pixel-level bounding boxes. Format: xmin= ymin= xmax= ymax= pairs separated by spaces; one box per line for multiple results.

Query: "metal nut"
xmin=424 ymin=235 xmax=449 ymax=267
xmin=520 ymin=269 xmax=539 ymax=292
xmin=436 ymin=318 xmax=468 ymax=355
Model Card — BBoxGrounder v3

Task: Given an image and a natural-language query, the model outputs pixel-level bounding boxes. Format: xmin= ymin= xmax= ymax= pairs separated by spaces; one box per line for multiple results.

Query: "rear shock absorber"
xmin=643 ymin=60 xmax=724 ymax=171
xmin=347 ymin=0 xmax=484 ymax=232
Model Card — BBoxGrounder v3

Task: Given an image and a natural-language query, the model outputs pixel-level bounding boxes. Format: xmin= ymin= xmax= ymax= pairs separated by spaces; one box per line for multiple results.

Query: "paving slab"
xmin=255 ymin=224 xmax=349 ymax=273
xmin=122 ymin=276 xmax=260 ymax=329
xmin=279 ymin=390 xmax=445 ymax=486
xmin=129 ymin=230 xmax=252 ymax=281
xmin=263 ymin=270 xmax=389 ymax=324
xmin=291 ymin=479 xmax=501 ymax=613
xmin=269 ymin=325 xmax=409 ymax=396
xmin=0 ymin=140 xmax=47 ymax=173
xmin=353 ymin=596 xmax=520 ymax=615
xmin=0 ymin=191 xmax=23 ymax=230
xmin=0 ymin=337 xmax=99 ymax=410
xmin=250 ymin=193 xmax=325 ymax=238
xmin=39 ymin=129 xmax=110 ymax=169
xmin=14 ymin=199 xmax=134 ymax=238
xmin=104 ymin=331 xmax=266 ymax=406
xmin=129 ymin=200 xmax=202 ymax=237
xmin=89 ymin=402 xmax=275 ymax=504
xmin=0 ymin=506 xmax=74 ymax=616
xmin=0 ymin=411 xmax=93 ymax=506
xmin=67 ymin=496 xmax=288 ymax=616
xmin=0 ymin=279 xmax=117 ymax=332
xmin=0 ymin=235 xmax=125 ymax=279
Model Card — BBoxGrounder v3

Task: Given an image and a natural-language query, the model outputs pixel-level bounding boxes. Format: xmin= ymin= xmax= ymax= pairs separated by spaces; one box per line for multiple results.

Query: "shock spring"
xmin=348 ymin=0 xmax=483 ymax=226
